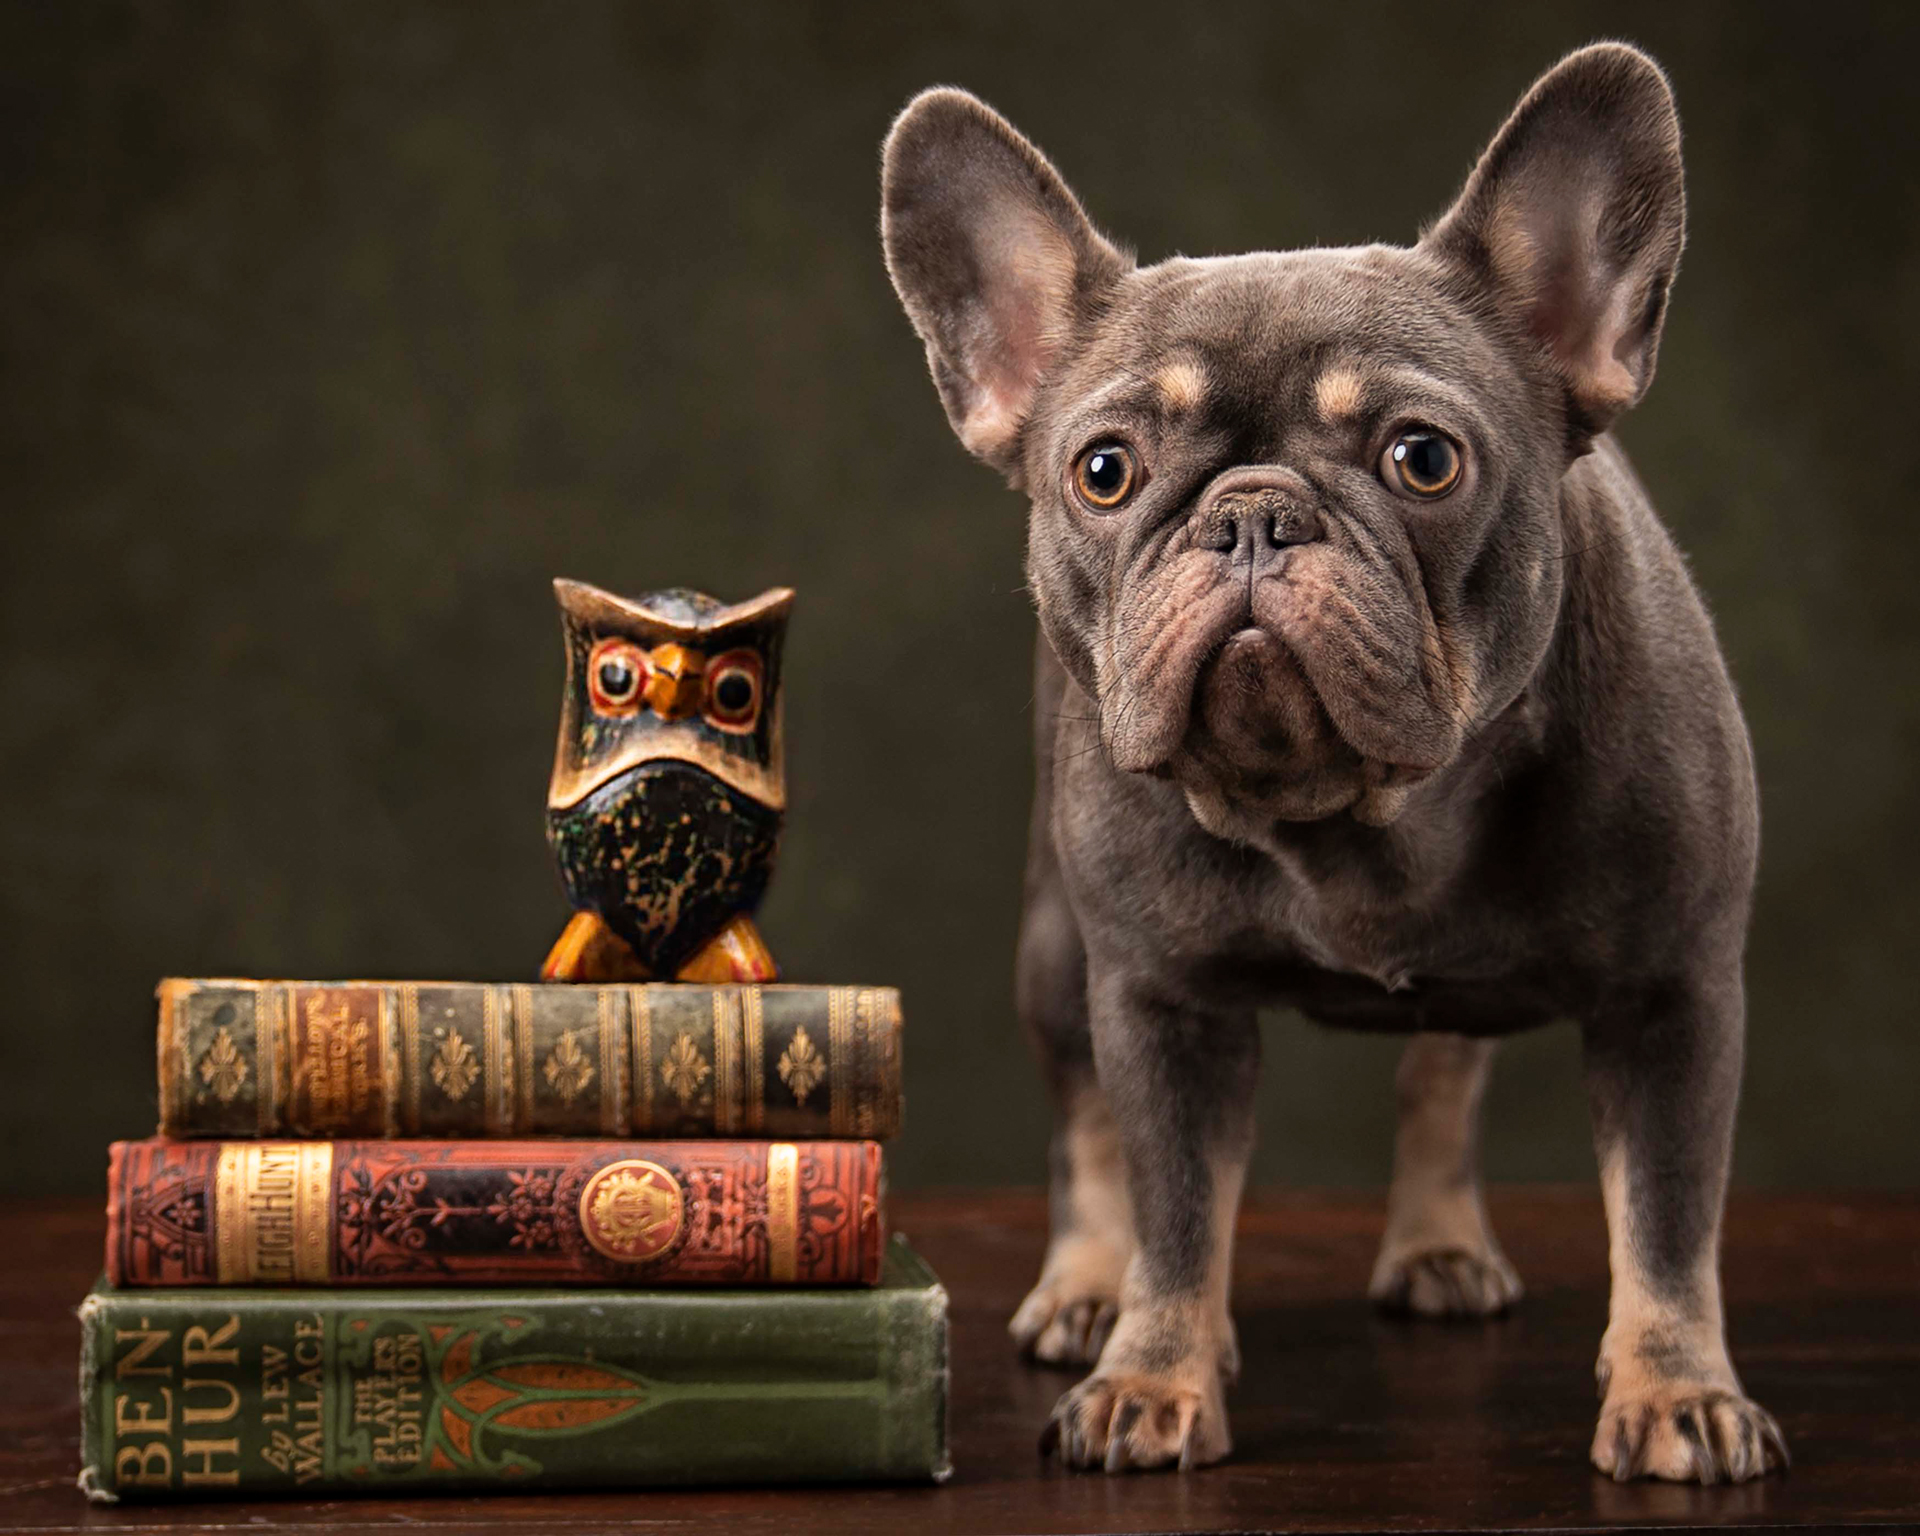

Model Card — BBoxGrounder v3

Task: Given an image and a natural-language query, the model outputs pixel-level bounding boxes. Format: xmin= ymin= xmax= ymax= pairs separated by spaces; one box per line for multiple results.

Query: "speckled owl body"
xmin=546 ymin=580 xmax=791 ymax=978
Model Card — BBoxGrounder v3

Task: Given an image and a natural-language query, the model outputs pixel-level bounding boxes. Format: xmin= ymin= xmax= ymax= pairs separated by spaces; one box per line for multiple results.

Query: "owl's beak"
xmin=643 ymin=643 xmax=706 ymax=719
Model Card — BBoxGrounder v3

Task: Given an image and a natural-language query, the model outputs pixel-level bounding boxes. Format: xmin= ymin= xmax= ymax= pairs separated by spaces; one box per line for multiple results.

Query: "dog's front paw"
xmin=1369 ymin=1244 xmax=1523 ymax=1318
xmin=1010 ymin=1236 xmax=1128 ymax=1365
xmin=1040 ymin=1367 xmax=1230 ymax=1472
xmin=1011 ymin=1283 xmax=1118 ymax=1366
xmin=1591 ymin=1386 xmax=1789 ymax=1484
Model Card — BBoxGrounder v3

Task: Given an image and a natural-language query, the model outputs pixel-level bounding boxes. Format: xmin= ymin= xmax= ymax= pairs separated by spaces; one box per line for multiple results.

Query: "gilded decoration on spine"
xmin=712 ymin=991 xmax=736 ymax=1133
xmin=743 ymin=987 xmax=766 ymax=1133
xmin=198 ymin=1026 xmax=248 ymax=1103
xmin=258 ymin=985 xmax=285 ymax=1136
xmin=777 ymin=1025 xmax=825 ymax=1106
xmin=213 ymin=1141 xmax=333 ymax=1283
xmin=579 ymin=1160 xmax=685 ymax=1263
xmin=660 ymin=1033 xmax=710 ymax=1106
xmin=765 ymin=1143 xmax=799 ymax=1281
xmin=543 ymin=1029 xmax=596 ymax=1104
xmin=483 ymin=987 xmax=507 ymax=1134
xmin=630 ymin=987 xmax=654 ymax=1131
xmin=513 ymin=985 xmax=535 ymax=1128
xmin=379 ymin=987 xmax=400 ymax=1136
xmin=597 ymin=989 xmax=622 ymax=1135
xmin=828 ymin=987 xmax=853 ymax=1136
xmin=431 ymin=1029 xmax=479 ymax=1102
xmin=401 ymin=983 xmax=423 ymax=1133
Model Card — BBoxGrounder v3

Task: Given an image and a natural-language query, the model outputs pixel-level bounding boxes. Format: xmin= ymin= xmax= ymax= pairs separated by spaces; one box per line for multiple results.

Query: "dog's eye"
xmin=1072 ymin=443 xmax=1138 ymax=510
xmin=1382 ymin=429 xmax=1462 ymax=499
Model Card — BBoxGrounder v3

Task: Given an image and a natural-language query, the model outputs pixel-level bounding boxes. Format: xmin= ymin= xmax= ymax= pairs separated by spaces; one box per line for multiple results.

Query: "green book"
xmin=79 ymin=1235 xmax=949 ymax=1500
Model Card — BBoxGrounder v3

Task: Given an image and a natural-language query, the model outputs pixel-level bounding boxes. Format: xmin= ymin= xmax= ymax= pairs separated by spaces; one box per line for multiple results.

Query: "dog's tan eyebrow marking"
xmin=1314 ymin=366 xmax=1367 ymax=421
xmin=1154 ymin=358 xmax=1209 ymax=415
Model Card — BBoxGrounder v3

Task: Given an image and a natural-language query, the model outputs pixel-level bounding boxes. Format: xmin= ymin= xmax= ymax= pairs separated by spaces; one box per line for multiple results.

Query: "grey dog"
xmin=880 ymin=43 xmax=1789 ymax=1483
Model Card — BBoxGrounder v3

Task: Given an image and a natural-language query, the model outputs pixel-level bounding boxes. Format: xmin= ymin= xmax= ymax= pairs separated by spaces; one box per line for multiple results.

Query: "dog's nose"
xmin=1192 ymin=469 xmax=1323 ymax=561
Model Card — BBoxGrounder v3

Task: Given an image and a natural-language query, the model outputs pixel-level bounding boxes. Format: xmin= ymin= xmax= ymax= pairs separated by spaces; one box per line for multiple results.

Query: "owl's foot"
xmin=540 ymin=911 xmax=779 ymax=984
xmin=541 ymin=912 xmax=652 ymax=982
xmin=675 ymin=915 xmax=779 ymax=982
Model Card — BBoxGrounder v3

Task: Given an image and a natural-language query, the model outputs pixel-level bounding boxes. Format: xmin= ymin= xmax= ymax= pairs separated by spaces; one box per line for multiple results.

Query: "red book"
xmin=106 ymin=1138 xmax=884 ymax=1287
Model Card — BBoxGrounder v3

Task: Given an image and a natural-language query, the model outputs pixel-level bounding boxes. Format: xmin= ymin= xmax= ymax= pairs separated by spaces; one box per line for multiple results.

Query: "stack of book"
xmin=78 ymin=977 xmax=948 ymax=1500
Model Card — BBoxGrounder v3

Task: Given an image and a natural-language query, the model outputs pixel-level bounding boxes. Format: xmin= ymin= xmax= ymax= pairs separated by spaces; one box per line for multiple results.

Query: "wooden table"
xmin=3 ymin=1188 xmax=1916 ymax=1533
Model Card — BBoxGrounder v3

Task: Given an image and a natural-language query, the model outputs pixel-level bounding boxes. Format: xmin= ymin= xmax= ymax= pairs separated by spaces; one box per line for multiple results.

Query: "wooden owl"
xmin=543 ymin=578 xmax=792 ymax=982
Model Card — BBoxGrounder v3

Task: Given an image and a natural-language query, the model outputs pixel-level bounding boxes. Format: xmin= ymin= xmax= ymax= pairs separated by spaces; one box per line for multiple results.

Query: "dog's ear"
xmin=1425 ymin=43 xmax=1685 ymax=434
xmin=882 ymin=89 xmax=1129 ymax=479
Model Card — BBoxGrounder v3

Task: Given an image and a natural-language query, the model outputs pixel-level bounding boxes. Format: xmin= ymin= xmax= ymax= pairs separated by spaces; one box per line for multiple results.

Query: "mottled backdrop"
xmin=4 ymin=2 xmax=1914 ymax=1195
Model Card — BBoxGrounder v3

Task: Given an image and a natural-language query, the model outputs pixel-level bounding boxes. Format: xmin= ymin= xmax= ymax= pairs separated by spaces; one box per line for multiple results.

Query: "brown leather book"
xmin=156 ymin=978 xmax=902 ymax=1140
xmin=106 ymin=1138 xmax=885 ymax=1287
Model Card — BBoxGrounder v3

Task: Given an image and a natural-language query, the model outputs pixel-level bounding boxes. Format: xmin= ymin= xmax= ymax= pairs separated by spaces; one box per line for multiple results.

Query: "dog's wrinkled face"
xmin=1025 ymin=249 xmax=1566 ymax=829
xmin=883 ymin=49 xmax=1683 ymax=834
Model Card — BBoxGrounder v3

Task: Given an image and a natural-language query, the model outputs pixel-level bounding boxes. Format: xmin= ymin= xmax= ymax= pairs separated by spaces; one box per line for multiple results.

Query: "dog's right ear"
xmin=882 ymin=89 xmax=1128 ymax=481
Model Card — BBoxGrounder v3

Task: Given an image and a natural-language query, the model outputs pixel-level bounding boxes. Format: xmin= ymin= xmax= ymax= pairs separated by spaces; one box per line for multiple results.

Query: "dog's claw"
xmin=1593 ymin=1387 xmax=1787 ymax=1484
xmin=1104 ymin=1400 xmax=1142 ymax=1472
xmin=1044 ymin=1369 xmax=1229 ymax=1473
xmin=1759 ymin=1409 xmax=1792 ymax=1473
xmin=1176 ymin=1400 xmax=1201 ymax=1471
xmin=1013 ymin=1278 xmax=1124 ymax=1368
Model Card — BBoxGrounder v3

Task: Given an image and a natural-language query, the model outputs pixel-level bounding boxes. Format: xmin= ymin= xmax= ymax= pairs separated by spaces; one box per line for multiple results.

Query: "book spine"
xmin=107 ymin=1138 xmax=885 ymax=1287
xmin=77 ymin=1247 xmax=949 ymax=1499
xmin=156 ymin=978 xmax=902 ymax=1140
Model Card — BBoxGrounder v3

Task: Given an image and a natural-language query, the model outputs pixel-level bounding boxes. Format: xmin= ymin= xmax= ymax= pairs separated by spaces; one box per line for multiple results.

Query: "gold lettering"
xmin=113 ymin=1441 xmax=171 ymax=1488
xmin=249 ymin=1145 xmax=300 ymax=1282
xmin=301 ymin=994 xmax=375 ymax=1124
xmin=352 ymin=1330 xmax=427 ymax=1469
xmin=183 ymin=1314 xmax=241 ymax=1369
xmin=261 ymin=1342 xmax=289 ymax=1424
xmin=181 ymin=1437 xmax=240 ymax=1486
xmin=216 ymin=1149 xmax=333 ymax=1283
xmin=183 ymin=1376 xmax=241 ymax=1426
xmin=114 ymin=1323 xmax=171 ymax=1379
xmin=113 ymin=1388 xmax=172 ymax=1436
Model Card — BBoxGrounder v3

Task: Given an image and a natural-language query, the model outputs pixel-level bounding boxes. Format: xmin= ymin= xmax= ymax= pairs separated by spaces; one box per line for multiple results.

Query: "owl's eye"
xmin=704 ymin=649 xmax=763 ymax=732
xmin=1381 ymin=428 xmax=1463 ymax=500
xmin=587 ymin=639 xmax=648 ymax=714
xmin=599 ymin=657 xmax=635 ymax=696
xmin=1072 ymin=442 xmax=1138 ymax=511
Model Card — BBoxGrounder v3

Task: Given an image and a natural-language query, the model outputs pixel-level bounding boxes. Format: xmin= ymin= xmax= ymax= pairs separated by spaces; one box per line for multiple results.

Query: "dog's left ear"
xmin=1425 ymin=43 xmax=1684 ymax=434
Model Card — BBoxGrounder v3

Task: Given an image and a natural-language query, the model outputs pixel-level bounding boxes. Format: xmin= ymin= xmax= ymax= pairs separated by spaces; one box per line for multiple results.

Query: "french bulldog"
xmin=881 ymin=44 xmax=1789 ymax=1483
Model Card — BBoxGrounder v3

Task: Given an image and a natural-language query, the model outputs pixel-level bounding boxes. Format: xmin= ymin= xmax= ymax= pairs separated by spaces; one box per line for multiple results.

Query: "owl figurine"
xmin=541 ymin=578 xmax=791 ymax=984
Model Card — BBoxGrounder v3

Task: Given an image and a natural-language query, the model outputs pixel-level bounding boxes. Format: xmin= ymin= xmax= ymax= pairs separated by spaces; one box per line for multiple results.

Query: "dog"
xmin=880 ymin=43 xmax=1789 ymax=1483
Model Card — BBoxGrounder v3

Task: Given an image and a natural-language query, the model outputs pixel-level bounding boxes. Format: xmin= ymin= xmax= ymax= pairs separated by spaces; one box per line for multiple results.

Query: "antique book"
xmin=107 ymin=1138 xmax=884 ymax=1287
xmin=78 ymin=1234 xmax=949 ymax=1500
xmin=156 ymin=977 xmax=901 ymax=1140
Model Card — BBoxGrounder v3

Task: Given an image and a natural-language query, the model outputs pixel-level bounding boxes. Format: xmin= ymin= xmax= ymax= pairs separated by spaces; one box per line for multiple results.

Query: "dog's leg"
xmin=1369 ymin=1034 xmax=1522 ymax=1317
xmin=1043 ymin=969 xmax=1256 ymax=1471
xmin=1582 ymin=973 xmax=1788 ymax=1483
xmin=1007 ymin=871 xmax=1135 ymax=1365
xmin=1010 ymin=639 xmax=1135 ymax=1366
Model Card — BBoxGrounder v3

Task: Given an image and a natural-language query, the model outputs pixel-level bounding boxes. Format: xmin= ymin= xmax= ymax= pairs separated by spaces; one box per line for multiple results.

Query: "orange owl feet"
xmin=541 ymin=911 xmax=777 ymax=984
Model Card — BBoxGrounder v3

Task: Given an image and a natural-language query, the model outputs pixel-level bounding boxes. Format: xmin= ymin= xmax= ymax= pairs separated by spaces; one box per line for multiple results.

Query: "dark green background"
xmin=4 ymin=3 xmax=1914 ymax=1196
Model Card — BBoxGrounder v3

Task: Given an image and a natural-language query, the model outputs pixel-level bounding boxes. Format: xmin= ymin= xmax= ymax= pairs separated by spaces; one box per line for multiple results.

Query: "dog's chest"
xmin=1242 ymin=846 xmax=1472 ymax=991
xmin=1217 ymin=863 xmax=1547 ymax=1031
